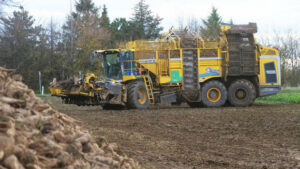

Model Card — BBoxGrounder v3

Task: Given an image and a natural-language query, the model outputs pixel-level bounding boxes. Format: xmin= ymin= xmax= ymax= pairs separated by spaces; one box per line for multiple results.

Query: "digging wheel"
xmin=228 ymin=79 xmax=256 ymax=107
xmin=127 ymin=80 xmax=149 ymax=109
xmin=201 ymin=80 xmax=227 ymax=107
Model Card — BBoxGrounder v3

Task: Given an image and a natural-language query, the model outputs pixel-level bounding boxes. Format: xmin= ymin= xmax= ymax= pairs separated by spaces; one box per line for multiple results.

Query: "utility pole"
xmin=38 ymin=71 xmax=42 ymax=94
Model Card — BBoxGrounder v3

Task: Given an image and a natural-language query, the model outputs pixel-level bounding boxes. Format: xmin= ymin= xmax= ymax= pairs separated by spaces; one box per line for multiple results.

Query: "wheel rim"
xmin=235 ymin=88 xmax=247 ymax=100
xmin=137 ymin=88 xmax=147 ymax=104
xmin=207 ymin=88 xmax=221 ymax=102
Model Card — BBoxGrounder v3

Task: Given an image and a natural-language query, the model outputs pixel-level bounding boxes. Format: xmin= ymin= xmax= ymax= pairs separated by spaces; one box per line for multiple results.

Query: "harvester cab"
xmin=94 ymin=50 xmax=124 ymax=81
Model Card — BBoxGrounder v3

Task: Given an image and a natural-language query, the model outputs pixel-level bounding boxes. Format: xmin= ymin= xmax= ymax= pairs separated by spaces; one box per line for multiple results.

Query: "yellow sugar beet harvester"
xmin=50 ymin=23 xmax=280 ymax=109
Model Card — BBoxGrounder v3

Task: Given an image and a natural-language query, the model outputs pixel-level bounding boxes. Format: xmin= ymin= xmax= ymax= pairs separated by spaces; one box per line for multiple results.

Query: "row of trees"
xmin=178 ymin=7 xmax=223 ymax=40
xmin=0 ymin=0 xmax=222 ymax=91
xmin=257 ymin=32 xmax=300 ymax=87
xmin=275 ymin=34 xmax=300 ymax=87
xmin=0 ymin=0 xmax=164 ymax=90
xmin=1 ymin=0 xmax=299 ymax=90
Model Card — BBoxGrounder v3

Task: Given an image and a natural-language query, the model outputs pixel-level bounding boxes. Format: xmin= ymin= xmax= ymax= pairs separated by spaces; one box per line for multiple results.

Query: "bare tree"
xmin=274 ymin=32 xmax=300 ymax=86
xmin=187 ymin=17 xmax=201 ymax=34
xmin=258 ymin=31 xmax=300 ymax=86
xmin=285 ymin=34 xmax=300 ymax=86
xmin=176 ymin=16 xmax=185 ymax=30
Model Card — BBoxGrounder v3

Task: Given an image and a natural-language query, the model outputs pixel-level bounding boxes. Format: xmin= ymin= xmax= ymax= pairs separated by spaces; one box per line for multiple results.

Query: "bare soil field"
xmin=44 ymin=97 xmax=300 ymax=169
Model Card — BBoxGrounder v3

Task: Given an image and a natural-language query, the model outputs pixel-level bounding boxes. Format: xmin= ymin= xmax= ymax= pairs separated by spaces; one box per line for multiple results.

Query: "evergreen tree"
xmin=130 ymin=0 xmax=163 ymax=40
xmin=99 ymin=4 xmax=113 ymax=48
xmin=0 ymin=9 xmax=35 ymax=69
xmin=110 ymin=18 xmax=131 ymax=44
xmin=62 ymin=15 xmax=77 ymax=74
xmin=72 ymin=0 xmax=99 ymax=29
xmin=46 ymin=19 xmax=64 ymax=80
xmin=200 ymin=7 xmax=222 ymax=39
xmin=0 ymin=9 xmax=41 ymax=89
xmin=74 ymin=0 xmax=97 ymax=15
xmin=62 ymin=0 xmax=109 ymax=73
xmin=100 ymin=5 xmax=110 ymax=29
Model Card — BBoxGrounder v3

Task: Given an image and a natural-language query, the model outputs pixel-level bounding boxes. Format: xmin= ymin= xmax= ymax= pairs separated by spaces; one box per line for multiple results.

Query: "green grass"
xmin=36 ymin=93 xmax=52 ymax=97
xmin=281 ymin=87 xmax=300 ymax=92
xmin=256 ymin=93 xmax=300 ymax=104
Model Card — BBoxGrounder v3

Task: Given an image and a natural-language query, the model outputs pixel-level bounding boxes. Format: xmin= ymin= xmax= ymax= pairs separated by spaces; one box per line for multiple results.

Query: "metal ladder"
xmin=143 ymin=75 xmax=155 ymax=104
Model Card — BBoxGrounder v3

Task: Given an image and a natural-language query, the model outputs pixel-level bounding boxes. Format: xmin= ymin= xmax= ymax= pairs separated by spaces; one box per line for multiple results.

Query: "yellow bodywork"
xmin=49 ymin=88 xmax=63 ymax=95
xmin=123 ymin=31 xmax=225 ymax=85
xmin=49 ymin=73 xmax=102 ymax=96
xmin=121 ymin=29 xmax=280 ymax=89
xmin=50 ymin=25 xmax=280 ymax=100
xmin=258 ymin=46 xmax=280 ymax=86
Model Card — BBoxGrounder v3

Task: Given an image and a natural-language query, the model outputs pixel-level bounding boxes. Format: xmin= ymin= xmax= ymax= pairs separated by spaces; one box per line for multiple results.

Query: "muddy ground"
xmin=44 ymin=97 xmax=300 ymax=169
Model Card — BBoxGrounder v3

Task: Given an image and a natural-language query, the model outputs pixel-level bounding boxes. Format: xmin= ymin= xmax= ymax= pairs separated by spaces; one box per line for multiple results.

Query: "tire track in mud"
xmin=46 ymin=97 xmax=300 ymax=169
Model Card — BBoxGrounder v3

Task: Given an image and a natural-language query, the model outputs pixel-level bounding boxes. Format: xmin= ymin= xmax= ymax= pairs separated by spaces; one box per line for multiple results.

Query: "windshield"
xmin=103 ymin=52 xmax=122 ymax=80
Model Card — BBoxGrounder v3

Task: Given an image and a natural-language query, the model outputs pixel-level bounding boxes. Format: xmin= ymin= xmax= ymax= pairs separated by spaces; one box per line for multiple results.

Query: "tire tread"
xmin=228 ymin=79 xmax=256 ymax=107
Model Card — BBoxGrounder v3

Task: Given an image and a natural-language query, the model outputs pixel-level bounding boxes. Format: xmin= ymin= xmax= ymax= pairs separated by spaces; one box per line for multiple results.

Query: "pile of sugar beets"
xmin=0 ymin=67 xmax=141 ymax=169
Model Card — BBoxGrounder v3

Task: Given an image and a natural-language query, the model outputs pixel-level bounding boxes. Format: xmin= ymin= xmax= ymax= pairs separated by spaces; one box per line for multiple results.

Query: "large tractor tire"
xmin=127 ymin=81 xmax=149 ymax=109
xmin=201 ymin=80 xmax=227 ymax=107
xmin=228 ymin=79 xmax=256 ymax=107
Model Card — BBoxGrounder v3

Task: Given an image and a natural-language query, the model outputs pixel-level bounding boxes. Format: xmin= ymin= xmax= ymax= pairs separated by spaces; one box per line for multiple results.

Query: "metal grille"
xmin=200 ymin=49 xmax=218 ymax=57
xmin=128 ymin=40 xmax=177 ymax=51
xmin=226 ymin=33 xmax=258 ymax=76
xmin=135 ymin=50 xmax=156 ymax=59
xmin=170 ymin=50 xmax=180 ymax=58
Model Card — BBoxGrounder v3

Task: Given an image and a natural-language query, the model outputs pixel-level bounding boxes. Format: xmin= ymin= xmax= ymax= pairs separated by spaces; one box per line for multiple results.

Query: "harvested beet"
xmin=0 ymin=67 xmax=141 ymax=169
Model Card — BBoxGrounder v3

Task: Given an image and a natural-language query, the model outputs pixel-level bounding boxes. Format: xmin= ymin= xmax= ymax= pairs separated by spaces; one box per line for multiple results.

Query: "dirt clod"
xmin=49 ymin=98 xmax=300 ymax=169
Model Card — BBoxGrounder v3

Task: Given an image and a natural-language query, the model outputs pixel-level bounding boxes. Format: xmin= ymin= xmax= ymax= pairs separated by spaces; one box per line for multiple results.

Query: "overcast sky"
xmin=5 ymin=0 xmax=300 ymax=37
